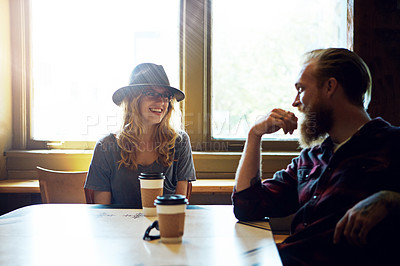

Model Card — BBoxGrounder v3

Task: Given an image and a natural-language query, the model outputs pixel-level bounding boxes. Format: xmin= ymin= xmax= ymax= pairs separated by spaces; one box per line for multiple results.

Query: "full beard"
xmin=298 ymin=101 xmax=333 ymax=149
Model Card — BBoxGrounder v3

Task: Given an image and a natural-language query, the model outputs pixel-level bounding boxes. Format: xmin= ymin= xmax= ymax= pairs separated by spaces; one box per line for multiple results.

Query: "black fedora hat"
xmin=112 ymin=63 xmax=185 ymax=105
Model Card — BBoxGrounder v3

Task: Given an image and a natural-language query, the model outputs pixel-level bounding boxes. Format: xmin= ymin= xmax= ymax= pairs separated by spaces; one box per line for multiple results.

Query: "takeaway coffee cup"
xmin=143 ymin=194 xmax=188 ymax=243
xmin=138 ymin=172 xmax=165 ymax=216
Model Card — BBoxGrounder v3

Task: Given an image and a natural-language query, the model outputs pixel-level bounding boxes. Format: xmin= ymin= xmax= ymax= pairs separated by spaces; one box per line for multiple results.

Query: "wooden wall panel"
xmin=354 ymin=0 xmax=400 ymax=126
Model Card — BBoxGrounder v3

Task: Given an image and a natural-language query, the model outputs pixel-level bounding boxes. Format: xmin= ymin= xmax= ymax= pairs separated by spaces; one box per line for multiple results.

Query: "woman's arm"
xmin=94 ymin=191 xmax=112 ymax=204
xmin=175 ymin=180 xmax=188 ymax=198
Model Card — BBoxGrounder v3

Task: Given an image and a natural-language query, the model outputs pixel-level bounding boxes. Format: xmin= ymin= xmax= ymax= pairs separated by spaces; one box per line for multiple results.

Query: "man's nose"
xmin=292 ymin=93 xmax=300 ymax=107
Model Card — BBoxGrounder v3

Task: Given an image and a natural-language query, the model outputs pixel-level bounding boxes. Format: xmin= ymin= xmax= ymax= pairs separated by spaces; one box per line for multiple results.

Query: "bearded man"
xmin=232 ymin=48 xmax=400 ymax=265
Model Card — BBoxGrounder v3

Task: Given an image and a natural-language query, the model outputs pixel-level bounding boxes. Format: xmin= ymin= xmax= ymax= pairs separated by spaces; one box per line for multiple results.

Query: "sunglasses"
xmin=142 ymin=90 xmax=174 ymax=102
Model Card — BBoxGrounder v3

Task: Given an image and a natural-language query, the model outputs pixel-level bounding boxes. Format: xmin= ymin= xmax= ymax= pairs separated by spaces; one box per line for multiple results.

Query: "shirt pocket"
xmin=297 ymin=168 xmax=312 ymax=183
xmin=297 ymin=165 xmax=321 ymax=183
xmin=297 ymin=165 xmax=322 ymax=191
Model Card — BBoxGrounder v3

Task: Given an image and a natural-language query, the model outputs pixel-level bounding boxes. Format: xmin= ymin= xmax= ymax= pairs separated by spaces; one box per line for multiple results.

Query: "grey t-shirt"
xmin=84 ymin=131 xmax=196 ymax=207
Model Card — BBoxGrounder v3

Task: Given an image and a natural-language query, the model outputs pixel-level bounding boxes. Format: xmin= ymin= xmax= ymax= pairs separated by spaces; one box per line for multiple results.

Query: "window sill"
xmin=5 ymin=150 xmax=298 ymax=179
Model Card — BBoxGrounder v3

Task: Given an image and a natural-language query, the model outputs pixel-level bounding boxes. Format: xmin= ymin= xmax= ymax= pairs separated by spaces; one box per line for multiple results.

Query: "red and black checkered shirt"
xmin=232 ymin=118 xmax=400 ymax=265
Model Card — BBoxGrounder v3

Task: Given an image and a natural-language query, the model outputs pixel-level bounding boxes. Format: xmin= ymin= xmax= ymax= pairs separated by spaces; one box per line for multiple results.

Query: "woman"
xmin=84 ymin=63 xmax=196 ymax=206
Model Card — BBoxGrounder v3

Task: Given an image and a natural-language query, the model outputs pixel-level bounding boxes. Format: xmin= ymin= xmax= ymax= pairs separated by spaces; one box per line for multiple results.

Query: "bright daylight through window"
xmin=31 ymin=0 xmax=180 ymax=141
xmin=211 ymin=0 xmax=347 ymax=140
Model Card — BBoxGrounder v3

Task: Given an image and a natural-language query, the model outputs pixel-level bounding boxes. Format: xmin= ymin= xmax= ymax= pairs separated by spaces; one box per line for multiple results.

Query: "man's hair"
xmin=303 ymin=48 xmax=372 ymax=109
xmin=116 ymin=91 xmax=181 ymax=170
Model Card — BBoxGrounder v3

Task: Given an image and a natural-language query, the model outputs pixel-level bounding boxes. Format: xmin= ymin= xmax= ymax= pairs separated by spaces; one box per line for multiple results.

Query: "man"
xmin=233 ymin=48 xmax=400 ymax=265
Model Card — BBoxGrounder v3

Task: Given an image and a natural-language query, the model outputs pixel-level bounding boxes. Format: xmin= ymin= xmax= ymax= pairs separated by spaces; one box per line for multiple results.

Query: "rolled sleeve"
xmin=232 ymin=158 xmax=300 ymax=221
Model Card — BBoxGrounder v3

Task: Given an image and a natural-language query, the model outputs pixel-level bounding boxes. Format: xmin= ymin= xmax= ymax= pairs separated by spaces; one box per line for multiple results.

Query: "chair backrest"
xmin=36 ymin=166 xmax=88 ymax=204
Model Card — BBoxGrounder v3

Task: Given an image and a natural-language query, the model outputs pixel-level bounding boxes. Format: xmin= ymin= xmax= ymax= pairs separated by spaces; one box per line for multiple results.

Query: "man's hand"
xmin=251 ymin=108 xmax=298 ymax=138
xmin=333 ymin=191 xmax=397 ymax=247
xmin=235 ymin=108 xmax=297 ymax=192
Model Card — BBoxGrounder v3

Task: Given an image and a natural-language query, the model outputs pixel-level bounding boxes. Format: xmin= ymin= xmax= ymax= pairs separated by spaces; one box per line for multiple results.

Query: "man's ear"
xmin=325 ymin=77 xmax=338 ymax=98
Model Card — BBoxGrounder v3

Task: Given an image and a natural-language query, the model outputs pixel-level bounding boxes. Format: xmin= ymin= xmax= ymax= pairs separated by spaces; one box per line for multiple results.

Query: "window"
xmin=12 ymin=0 xmax=351 ymax=151
xmin=12 ymin=0 xmax=180 ymax=148
xmin=31 ymin=0 xmax=180 ymax=142
xmin=211 ymin=0 xmax=347 ymax=140
xmin=184 ymin=0 xmax=350 ymax=151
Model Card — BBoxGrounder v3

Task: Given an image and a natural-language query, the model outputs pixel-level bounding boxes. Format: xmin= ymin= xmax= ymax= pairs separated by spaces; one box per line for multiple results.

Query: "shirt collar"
xmin=319 ymin=117 xmax=390 ymax=151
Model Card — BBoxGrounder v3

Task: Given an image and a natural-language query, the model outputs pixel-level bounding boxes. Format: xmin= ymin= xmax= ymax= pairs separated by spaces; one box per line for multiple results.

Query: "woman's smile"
xmin=140 ymin=87 xmax=170 ymax=126
xmin=149 ymin=107 xmax=164 ymax=115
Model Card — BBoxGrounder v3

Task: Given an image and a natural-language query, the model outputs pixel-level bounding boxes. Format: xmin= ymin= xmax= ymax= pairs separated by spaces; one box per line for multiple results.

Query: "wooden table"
xmin=0 ymin=204 xmax=282 ymax=265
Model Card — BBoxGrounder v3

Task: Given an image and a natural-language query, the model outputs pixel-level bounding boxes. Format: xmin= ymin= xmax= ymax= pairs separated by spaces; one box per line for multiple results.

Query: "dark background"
xmin=356 ymin=0 xmax=400 ymax=126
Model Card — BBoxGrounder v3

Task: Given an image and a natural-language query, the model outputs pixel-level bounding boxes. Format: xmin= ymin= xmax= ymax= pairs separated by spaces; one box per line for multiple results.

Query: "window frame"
xmin=183 ymin=0 xmax=353 ymax=152
xmin=11 ymin=0 xmax=353 ymax=152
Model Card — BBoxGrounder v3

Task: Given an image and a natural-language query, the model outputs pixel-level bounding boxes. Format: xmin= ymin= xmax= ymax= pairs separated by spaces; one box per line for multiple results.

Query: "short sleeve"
xmin=175 ymin=131 xmax=196 ymax=182
xmin=84 ymin=138 xmax=116 ymax=191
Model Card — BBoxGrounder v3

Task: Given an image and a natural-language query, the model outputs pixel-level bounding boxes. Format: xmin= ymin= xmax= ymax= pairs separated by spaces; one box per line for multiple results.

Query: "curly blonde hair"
xmin=116 ymin=91 xmax=180 ymax=170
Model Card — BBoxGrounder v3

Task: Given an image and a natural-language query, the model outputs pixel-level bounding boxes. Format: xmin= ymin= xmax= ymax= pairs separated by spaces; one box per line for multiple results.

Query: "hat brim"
xmin=112 ymin=84 xmax=185 ymax=105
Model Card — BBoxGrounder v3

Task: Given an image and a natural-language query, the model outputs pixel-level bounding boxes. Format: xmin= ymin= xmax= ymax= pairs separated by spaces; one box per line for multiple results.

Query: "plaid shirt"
xmin=232 ymin=118 xmax=400 ymax=265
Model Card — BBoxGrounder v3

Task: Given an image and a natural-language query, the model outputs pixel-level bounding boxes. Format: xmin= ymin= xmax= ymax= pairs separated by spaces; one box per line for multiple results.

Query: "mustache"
xmin=297 ymin=105 xmax=307 ymax=114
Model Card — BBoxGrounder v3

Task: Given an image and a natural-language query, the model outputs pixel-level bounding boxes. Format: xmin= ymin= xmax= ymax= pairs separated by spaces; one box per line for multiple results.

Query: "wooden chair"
xmin=36 ymin=166 xmax=88 ymax=204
